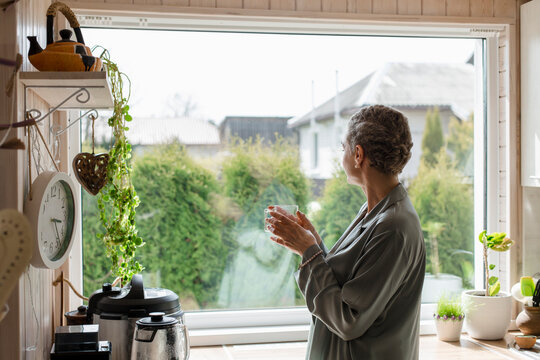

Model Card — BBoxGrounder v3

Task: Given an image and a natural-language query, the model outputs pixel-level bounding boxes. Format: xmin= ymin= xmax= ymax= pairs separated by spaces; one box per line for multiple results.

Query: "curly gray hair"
xmin=346 ymin=105 xmax=413 ymax=175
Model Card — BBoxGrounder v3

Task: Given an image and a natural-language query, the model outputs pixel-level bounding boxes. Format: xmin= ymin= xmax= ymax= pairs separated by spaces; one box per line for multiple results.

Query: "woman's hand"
xmin=296 ymin=211 xmax=323 ymax=246
xmin=266 ymin=206 xmax=317 ymax=256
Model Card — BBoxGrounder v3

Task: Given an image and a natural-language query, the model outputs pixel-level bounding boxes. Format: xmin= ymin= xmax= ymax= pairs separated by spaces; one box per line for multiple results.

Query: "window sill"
xmin=189 ymin=320 xmax=443 ymax=347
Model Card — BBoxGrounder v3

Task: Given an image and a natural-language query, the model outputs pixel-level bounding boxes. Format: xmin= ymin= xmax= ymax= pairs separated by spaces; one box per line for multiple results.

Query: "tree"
xmin=409 ymin=150 xmax=474 ymax=287
xmin=312 ymin=167 xmax=367 ymax=249
xmin=446 ymin=115 xmax=474 ymax=175
xmin=421 ymin=107 xmax=444 ymax=167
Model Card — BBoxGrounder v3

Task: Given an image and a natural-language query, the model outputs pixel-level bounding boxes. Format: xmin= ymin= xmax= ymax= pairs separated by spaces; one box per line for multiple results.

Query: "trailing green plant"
xmin=434 ymin=294 xmax=464 ymax=321
xmin=479 ymin=230 xmax=514 ymax=296
xmin=95 ymin=47 xmax=144 ymax=284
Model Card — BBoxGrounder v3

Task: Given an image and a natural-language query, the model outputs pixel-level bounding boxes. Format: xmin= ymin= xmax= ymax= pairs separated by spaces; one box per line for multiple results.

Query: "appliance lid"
xmin=92 ymin=274 xmax=181 ymax=317
xmin=136 ymin=312 xmax=178 ymax=328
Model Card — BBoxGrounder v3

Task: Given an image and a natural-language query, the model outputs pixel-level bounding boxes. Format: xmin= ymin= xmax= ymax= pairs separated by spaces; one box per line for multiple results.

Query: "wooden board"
xmin=373 ymin=0 xmax=397 ymax=14
xmin=422 ymin=0 xmax=445 ymax=16
xmin=19 ymin=71 xmax=114 ymax=109
xmin=446 ymin=0 xmax=469 ymax=17
xmin=471 ymin=0 xmax=494 ymax=17
xmin=397 ymin=0 xmax=421 ymax=15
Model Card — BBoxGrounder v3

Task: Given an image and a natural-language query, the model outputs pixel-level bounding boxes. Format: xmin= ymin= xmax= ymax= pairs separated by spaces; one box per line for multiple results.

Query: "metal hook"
xmin=55 ymin=109 xmax=99 ymax=136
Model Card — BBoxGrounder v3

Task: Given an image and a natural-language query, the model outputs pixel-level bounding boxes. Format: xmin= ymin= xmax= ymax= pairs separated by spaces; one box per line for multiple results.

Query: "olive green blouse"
xmin=295 ymin=184 xmax=426 ymax=360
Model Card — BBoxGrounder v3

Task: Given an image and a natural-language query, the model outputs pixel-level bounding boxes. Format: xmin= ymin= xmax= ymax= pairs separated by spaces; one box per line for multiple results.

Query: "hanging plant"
xmin=95 ymin=47 xmax=144 ymax=284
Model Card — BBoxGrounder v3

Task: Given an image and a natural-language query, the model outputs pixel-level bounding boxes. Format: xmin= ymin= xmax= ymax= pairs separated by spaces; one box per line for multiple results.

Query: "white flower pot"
xmin=462 ymin=290 xmax=512 ymax=340
xmin=435 ymin=318 xmax=464 ymax=341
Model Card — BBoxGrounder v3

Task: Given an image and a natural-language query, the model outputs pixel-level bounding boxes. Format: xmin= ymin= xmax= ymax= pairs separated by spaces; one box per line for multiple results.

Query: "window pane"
xmin=81 ymin=29 xmax=478 ymax=310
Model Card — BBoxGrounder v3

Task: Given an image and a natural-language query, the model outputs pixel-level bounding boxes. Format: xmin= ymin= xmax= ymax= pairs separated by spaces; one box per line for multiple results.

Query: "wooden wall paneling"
xmin=162 ymin=0 xmax=190 ymax=6
xmin=323 ymin=0 xmax=347 ymax=12
xmin=397 ymin=0 xmax=421 ymax=14
xmin=494 ymin=0 xmax=516 ymax=18
xmin=296 ymin=0 xmax=322 ymax=11
xmin=104 ymin=0 xmax=133 ymax=4
xmin=373 ymin=0 xmax=397 ymax=14
xmin=269 ymin=0 xmax=295 ymax=10
xmin=421 ymin=0 xmax=445 ymax=15
xmin=135 ymin=0 xmax=164 ymax=4
xmin=470 ymin=0 xmax=494 ymax=17
xmin=190 ymin=0 xmax=216 ymax=7
xmin=216 ymin=0 xmax=242 ymax=8
xmin=355 ymin=0 xmax=372 ymax=13
xmin=446 ymin=0 xmax=469 ymax=17
xmin=244 ymin=0 xmax=270 ymax=9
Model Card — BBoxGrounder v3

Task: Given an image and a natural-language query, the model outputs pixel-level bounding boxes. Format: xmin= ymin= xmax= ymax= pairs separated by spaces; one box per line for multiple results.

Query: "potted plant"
xmin=462 ymin=231 xmax=514 ymax=340
xmin=433 ymin=294 xmax=465 ymax=341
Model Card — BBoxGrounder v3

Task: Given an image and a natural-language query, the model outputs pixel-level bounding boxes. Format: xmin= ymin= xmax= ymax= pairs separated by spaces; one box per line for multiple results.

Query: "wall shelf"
xmin=19 ymin=71 xmax=113 ymax=110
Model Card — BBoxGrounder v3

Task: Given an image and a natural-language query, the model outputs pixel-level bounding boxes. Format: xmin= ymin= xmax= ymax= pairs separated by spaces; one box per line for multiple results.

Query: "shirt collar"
xmin=358 ymin=183 xmax=407 ymax=229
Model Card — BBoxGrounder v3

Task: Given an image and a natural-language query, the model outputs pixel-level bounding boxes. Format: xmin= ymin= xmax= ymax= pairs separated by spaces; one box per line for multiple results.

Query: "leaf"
xmin=489 ymin=281 xmax=500 ymax=296
xmin=489 ymin=264 xmax=495 ymax=270
xmin=125 ymin=114 xmax=132 ymax=122
xmin=488 ymin=276 xmax=498 ymax=285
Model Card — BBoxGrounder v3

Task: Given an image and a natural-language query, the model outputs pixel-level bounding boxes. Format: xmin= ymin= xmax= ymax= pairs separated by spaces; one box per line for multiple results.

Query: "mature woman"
xmin=266 ymin=105 xmax=426 ymax=360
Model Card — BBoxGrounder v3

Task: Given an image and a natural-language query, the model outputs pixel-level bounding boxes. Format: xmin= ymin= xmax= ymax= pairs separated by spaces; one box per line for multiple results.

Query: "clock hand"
xmin=51 ymin=219 xmax=61 ymax=243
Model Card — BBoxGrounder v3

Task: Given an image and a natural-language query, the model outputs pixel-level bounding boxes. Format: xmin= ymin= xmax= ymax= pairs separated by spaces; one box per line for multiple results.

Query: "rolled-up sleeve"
xmin=295 ymin=229 xmax=410 ymax=341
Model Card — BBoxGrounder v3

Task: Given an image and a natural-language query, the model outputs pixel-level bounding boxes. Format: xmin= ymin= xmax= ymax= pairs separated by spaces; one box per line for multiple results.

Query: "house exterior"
xmin=93 ymin=116 xmax=222 ymax=158
xmin=220 ymin=116 xmax=296 ymax=145
xmin=288 ymin=62 xmax=475 ymax=182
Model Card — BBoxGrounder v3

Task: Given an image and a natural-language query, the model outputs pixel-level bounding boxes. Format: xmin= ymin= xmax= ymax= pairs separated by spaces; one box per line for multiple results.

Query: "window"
xmin=78 ymin=15 xmax=499 ymax=343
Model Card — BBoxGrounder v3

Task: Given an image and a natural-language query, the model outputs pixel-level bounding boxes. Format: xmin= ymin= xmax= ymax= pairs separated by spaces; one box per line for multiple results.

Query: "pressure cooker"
xmin=87 ymin=274 xmax=185 ymax=360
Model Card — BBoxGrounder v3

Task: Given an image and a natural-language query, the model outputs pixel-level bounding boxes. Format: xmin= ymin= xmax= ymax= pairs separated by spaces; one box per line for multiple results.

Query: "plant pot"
xmin=462 ymin=290 xmax=512 ymax=340
xmin=516 ymin=306 xmax=540 ymax=336
xmin=435 ymin=318 xmax=464 ymax=341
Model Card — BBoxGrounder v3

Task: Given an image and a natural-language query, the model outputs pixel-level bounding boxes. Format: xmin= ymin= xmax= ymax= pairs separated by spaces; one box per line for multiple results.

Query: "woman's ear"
xmin=354 ymin=144 xmax=364 ymax=168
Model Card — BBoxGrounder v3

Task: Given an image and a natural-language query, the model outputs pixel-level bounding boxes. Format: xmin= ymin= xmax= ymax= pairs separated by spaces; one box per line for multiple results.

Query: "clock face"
xmin=37 ymin=179 xmax=75 ymax=261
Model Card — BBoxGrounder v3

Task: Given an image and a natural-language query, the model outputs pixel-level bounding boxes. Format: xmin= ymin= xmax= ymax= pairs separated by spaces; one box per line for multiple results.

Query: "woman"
xmin=266 ymin=105 xmax=426 ymax=360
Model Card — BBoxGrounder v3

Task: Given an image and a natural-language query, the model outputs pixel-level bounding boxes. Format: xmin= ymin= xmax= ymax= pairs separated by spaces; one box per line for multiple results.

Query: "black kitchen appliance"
xmin=87 ymin=274 xmax=185 ymax=360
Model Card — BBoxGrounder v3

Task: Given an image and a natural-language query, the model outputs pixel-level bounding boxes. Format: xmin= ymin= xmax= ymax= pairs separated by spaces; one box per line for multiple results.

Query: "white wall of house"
xmin=297 ymin=108 xmax=459 ymax=182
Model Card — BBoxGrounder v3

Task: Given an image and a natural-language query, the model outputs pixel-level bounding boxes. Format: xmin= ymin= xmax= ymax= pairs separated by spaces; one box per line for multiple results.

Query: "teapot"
xmin=131 ymin=312 xmax=190 ymax=360
xmin=27 ymin=2 xmax=102 ymax=72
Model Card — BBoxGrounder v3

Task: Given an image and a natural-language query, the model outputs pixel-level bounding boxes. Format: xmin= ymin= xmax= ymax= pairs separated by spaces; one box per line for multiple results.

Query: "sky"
xmin=83 ymin=28 xmax=477 ymax=124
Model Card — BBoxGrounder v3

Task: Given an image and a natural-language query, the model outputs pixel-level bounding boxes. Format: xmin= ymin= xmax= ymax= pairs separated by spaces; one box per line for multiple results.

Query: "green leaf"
xmin=489 ymin=264 xmax=495 ymax=270
xmin=488 ymin=276 xmax=498 ymax=285
xmin=125 ymin=114 xmax=132 ymax=122
xmin=521 ymin=276 xmax=535 ymax=296
xmin=489 ymin=281 xmax=500 ymax=296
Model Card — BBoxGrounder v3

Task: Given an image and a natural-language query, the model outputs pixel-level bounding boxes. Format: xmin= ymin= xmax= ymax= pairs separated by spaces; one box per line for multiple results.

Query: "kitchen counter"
xmin=189 ymin=333 xmax=538 ymax=359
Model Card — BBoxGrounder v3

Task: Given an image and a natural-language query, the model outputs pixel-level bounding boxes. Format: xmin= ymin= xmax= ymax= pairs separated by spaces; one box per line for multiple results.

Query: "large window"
xmin=80 ymin=25 xmax=482 ymax=319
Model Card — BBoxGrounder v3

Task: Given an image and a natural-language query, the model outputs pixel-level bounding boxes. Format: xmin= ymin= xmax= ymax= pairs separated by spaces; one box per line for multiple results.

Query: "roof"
xmin=288 ymin=62 xmax=475 ymax=128
xmin=220 ymin=116 xmax=294 ymax=142
xmin=94 ymin=117 xmax=220 ymax=146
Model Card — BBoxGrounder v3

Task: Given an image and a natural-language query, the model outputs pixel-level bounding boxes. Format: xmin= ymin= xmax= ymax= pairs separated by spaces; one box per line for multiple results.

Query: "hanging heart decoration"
xmin=73 ymin=152 xmax=109 ymax=195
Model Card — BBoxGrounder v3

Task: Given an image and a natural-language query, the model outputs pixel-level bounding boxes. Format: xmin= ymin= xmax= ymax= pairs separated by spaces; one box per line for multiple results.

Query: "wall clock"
xmin=24 ymin=171 xmax=78 ymax=269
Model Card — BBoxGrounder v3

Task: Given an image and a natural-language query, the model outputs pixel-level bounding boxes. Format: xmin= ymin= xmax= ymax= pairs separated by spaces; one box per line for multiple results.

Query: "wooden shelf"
xmin=19 ymin=71 xmax=113 ymax=109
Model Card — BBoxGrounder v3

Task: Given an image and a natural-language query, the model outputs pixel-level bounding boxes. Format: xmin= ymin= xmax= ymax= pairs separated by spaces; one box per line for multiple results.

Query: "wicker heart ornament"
xmin=73 ymin=152 xmax=109 ymax=195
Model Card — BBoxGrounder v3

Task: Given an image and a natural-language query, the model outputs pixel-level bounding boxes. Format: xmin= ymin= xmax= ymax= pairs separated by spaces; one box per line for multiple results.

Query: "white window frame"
xmin=70 ymin=12 xmax=504 ymax=345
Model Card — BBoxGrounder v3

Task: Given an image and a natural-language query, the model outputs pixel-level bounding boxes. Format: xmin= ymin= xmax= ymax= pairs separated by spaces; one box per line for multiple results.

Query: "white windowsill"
xmin=189 ymin=320 xmax=519 ymax=347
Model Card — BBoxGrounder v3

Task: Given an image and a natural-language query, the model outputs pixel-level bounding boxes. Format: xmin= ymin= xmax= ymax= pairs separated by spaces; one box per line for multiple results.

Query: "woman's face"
xmin=341 ymin=140 xmax=357 ymax=184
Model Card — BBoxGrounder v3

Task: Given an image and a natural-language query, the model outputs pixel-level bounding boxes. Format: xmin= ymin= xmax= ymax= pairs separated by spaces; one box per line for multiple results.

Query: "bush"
xmin=218 ymin=137 xmax=311 ymax=307
xmin=312 ymin=167 xmax=366 ymax=249
xmin=132 ymin=143 xmax=226 ymax=308
xmin=409 ymin=151 xmax=474 ymax=287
